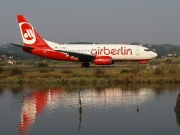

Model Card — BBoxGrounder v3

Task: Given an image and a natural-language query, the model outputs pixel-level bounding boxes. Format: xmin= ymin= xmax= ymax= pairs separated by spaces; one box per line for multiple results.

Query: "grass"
xmin=10 ymin=66 xmax=23 ymax=76
xmin=0 ymin=64 xmax=180 ymax=84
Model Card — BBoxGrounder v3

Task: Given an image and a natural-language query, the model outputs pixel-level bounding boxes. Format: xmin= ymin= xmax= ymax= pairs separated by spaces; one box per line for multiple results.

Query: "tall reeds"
xmin=0 ymin=65 xmax=180 ymax=84
xmin=10 ymin=66 xmax=23 ymax=76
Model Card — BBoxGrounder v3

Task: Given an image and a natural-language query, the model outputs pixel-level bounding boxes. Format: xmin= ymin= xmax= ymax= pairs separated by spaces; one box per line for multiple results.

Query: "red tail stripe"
xmin=17 ymin=15 xmax=52 ymax=49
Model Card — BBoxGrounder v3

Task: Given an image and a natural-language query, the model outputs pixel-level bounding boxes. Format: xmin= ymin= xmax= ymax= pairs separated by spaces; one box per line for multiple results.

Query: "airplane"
xmin=11 ymin=15 xmax=158 ymax=67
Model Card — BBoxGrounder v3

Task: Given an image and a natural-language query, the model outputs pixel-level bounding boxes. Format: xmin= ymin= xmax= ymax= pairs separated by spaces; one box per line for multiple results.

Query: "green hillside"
xmin=0 ymin=44 xmax=43 ymax=60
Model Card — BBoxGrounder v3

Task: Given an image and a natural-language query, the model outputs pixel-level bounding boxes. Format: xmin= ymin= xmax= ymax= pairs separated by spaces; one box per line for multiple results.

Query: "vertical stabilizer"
xmin=17 ymin=15 xmax=50 ymax=48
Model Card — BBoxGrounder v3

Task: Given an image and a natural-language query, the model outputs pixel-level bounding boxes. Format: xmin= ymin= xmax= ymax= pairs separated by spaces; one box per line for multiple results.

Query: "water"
xmin=0 ymin=84 xmax=180 ymax=135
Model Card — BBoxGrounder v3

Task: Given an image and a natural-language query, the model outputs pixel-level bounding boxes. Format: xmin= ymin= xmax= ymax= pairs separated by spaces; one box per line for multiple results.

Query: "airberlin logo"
xmin=91 ymin=47 xmax=132 ymax=56
xmin=19 ymin=22 xmax=36 ymax=45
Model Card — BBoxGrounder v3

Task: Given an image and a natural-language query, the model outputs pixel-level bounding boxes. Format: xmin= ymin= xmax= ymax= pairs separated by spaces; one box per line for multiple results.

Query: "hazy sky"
xmin=1 ymin=0 xmax=180 ymax=45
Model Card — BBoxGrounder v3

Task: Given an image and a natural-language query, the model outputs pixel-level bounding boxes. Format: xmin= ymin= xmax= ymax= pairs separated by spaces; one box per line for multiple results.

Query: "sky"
xmin=1 ymin=0 xmax=180 ymax=45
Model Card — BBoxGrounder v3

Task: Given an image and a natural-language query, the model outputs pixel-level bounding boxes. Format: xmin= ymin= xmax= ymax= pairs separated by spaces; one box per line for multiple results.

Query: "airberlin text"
xmin=91 ymin=47 xmax=132 ymax=56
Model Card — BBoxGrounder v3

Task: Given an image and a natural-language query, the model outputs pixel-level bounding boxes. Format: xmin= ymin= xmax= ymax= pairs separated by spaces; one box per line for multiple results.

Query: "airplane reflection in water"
xmin=19 ymin=88 xmax=153 ymax=134
xmin=19 ymin=89 xmax=62 ymax=135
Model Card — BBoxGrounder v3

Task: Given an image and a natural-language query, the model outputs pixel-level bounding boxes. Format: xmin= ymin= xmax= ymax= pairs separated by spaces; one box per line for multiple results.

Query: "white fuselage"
xmin=45 ymin=40 xmax=157 ymax=61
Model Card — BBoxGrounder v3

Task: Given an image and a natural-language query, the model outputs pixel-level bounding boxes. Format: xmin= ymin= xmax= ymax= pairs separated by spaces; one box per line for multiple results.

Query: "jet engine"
xmin=94 ymin=56 xmax=113 ymax=65
xmin=139 ymin=60 xmax=148 ymax=64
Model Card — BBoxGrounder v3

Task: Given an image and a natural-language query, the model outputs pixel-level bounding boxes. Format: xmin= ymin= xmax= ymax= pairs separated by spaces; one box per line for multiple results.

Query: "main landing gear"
xmin=82 ymin=62 xmax=90 ymax=68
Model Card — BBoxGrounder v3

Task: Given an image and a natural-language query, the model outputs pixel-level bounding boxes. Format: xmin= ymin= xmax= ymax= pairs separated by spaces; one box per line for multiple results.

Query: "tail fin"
xmin=17 ymin=15 xmax=50 ymax=48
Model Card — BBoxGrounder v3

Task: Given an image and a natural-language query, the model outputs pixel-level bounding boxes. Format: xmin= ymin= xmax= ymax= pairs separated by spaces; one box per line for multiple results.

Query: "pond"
xmin=0 ymin=84 xmax=180 ymax=135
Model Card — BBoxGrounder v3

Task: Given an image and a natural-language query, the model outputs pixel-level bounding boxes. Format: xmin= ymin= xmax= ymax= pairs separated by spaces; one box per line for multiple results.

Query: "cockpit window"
xmin=144 ymin=49 xmax=151 ymax=52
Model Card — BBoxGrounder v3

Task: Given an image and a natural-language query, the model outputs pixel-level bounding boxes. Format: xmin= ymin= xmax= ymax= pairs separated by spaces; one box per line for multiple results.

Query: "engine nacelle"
xmin=94 ymin=56 xmax=113 ymax=65
xmin=139 ymin=60 xmax=148 ymax=64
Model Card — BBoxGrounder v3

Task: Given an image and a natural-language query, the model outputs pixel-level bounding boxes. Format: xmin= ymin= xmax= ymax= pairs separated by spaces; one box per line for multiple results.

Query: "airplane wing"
xmin=10 ymin=43 xmax=34 ymax=49
xmin=55 ymin=50 xmax=95 ymax=61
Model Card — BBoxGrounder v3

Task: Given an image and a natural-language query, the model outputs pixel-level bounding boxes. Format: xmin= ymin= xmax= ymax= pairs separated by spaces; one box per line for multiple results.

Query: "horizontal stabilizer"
xmin=10 ymin=43 xmax=34 ymax=49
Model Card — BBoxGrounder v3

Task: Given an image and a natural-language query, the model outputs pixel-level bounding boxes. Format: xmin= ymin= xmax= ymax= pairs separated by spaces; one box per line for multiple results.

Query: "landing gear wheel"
xmin=82 ymin=62 xmax=90 ymax=68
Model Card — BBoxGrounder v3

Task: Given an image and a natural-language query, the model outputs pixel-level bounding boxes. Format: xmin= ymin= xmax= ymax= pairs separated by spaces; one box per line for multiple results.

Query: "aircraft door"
xmin=135 ymin=47 xmax=140 ymax=56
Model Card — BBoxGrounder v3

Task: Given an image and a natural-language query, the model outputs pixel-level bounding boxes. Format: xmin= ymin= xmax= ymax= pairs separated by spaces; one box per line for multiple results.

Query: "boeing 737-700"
xmin=11 ymin=15 xmax=158 ymax=67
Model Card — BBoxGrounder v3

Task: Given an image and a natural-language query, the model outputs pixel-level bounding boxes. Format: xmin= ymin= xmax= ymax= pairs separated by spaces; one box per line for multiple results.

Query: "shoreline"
xmin=0 ymin=76 xmax=180 ymax=84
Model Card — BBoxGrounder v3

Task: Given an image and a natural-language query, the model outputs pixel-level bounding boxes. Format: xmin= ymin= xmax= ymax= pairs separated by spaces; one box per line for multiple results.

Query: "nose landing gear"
xmin=82 ymin=62 xmax=90 ymax=67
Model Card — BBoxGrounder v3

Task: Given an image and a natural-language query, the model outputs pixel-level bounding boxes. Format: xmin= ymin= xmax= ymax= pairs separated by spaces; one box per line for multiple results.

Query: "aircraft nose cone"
xmin=153 ymin=52 xmax=158 ymax=58
xmin=151 ymin=51 xmax=158 ymax=58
